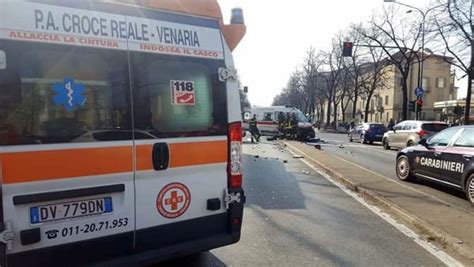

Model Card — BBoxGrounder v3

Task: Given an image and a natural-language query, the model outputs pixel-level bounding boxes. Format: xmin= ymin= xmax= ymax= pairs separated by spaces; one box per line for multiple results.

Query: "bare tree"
xmin=321 ymin=39 xmax=344 ymax=128
xmin=363 ymin=7 xmax=423 ymax=120
xmin=345 ymin=24 xmax=367 ymax=120
xmin=272 ymin=71 xmax=305 ymax=109
xmin=434 ymin=0 xmax=473 ymax=124
xmin=338 ymin=66 xmax=355 ymax=122
xmin=301 ymin=48 xmax=325 ymax=115
xmin=359 ymin=45 xmax=390 ymax=122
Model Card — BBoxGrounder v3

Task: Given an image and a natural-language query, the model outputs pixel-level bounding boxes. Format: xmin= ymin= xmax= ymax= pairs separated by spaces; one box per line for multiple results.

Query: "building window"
xmin=437 ymin=77 xmax=446 ymax=88
xmin=385 ymin=96 xmax=389 ymax=105
xmin=422 ymin=77 xmax=430 ymax=90
xmin=386 ymin=112 xmax=389 ymax=122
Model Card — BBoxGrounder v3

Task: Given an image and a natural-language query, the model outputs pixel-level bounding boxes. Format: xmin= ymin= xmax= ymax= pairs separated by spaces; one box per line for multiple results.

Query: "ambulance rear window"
xmin=0 ymin=41 xmax=133 ymax=146
xmin=131 ymin=53 xmax=227 ymax=137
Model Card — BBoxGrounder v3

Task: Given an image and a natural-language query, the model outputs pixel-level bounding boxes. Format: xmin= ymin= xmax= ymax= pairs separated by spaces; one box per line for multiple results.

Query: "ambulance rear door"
xmin=0 ymin=2 xmax=136 ymax=265
xmin=127 ymin=13 xmax=231 ymax=251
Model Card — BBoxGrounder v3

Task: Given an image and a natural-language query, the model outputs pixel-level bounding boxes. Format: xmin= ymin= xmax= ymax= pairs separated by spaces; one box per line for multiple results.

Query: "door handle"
xmin=434 ymin=152 xmax=442 ymax=156
xmin=463 ymin=154 xmax=473 ymax=160
xmin=152 ymin=143 xmax=169 ymax=171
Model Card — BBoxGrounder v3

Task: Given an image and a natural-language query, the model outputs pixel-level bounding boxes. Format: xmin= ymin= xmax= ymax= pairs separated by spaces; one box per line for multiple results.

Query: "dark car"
xmin=349 ymin=123 xmax=387 ymax=144
xmin=395 ymin=126 xmax=474 ymax=206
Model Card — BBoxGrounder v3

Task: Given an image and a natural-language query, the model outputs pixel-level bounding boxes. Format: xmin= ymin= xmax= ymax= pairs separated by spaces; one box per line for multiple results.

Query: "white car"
xmin=382 ymin=120 xmax=448 ymax=149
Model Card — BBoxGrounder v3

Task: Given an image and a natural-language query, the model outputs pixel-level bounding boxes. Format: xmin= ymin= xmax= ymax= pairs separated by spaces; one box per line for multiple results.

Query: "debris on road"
xmin=293 ymin=155 xmax=304 ymax=159
xmin=254 ymin=155 xmax=260 ymax=158
xmin=283 ymin=160 xmax=288 ymax=163
xmin=314 ymin=145 xmax=322 ymax=150
xmin=302 ymin=170 xmax=310 ymax=175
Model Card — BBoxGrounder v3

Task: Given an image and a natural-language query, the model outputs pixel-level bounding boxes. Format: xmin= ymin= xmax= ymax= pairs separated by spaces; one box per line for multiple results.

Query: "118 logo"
xmin=170 ymin=80 xmax=195 ymax=105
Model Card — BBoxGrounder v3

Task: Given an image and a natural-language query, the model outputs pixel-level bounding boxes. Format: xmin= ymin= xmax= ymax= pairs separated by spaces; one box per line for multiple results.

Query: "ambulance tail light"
xmin=416 ymin=130 xmax=428 ymax=137
xmin=228 ymin=122 xmax=243 ymax=188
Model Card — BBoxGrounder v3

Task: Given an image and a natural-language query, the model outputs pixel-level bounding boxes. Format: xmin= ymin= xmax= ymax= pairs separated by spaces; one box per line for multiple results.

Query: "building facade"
xmin=336 ymin=54 xmax=456 ymax=124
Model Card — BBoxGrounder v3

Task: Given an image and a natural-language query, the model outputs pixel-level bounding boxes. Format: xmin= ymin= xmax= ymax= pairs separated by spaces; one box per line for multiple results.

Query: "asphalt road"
xmin=162 ymin=140 xmax=446 ymax=266
xmin=314 ymin=131 xmax=474 ymax=214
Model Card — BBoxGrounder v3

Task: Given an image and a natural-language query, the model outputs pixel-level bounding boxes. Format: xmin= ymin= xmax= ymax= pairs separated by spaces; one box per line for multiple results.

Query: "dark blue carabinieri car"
xmin=395 ymin=126 xmax=474 ymax=206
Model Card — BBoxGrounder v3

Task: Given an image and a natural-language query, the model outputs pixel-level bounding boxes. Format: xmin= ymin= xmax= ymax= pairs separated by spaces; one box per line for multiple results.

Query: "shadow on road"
xmin=155 ymin=251 xmax=226 ymax=267
xmin=243 ymin=153 xmax=306 ymax=210
xmin=411 ymin=178 xmax=467 ymax=200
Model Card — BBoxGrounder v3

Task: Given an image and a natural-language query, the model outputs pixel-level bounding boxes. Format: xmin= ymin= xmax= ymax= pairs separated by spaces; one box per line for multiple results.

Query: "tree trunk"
xmin=352 ymin=83 xmax=359 ymax=119
xmin=352 ymin=95 xmax=358 ymax=119
xmin=325 ymin=97 xmax=332 ymax=129
xmin=341 ymin=98 xmax=350 ymax=121
xmin=341 ymin=97 xmax=346 ymax=123
xmin=364 ymin=97 xmax=371 ymax=123
xmin=465 ymin=72 xmax=472 ymax=125
xmin=304 ymin=97 xmax=310 ymax=114
xmin=401 ymin=74 xmax=409 ymax=121
xmin=320 ymin=104 xmax=324 ymax=122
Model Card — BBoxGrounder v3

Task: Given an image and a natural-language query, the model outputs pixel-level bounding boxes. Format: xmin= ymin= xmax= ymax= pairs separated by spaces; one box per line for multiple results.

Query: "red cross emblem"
xmin=156 ymin=183 xmax=191 ymax=218
xmin=164 ymin=190 xmax=184 ymax=210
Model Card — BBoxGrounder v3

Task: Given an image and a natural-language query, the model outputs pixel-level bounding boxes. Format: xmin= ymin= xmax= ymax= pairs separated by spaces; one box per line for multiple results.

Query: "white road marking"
xmin=288 ymin=143 xmax=453 ymax=207
xmin=286 ymin=147 xmax=463 ymax=267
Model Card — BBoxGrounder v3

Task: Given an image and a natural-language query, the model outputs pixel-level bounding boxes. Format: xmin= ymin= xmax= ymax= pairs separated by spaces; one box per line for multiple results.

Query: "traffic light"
xmin=342 ymin=42 xmax=353 ymax=57
xmin=416 ymin=99 xmax=423 ymax=112
xmin=409 ymin=101 xmax=415 ymax=112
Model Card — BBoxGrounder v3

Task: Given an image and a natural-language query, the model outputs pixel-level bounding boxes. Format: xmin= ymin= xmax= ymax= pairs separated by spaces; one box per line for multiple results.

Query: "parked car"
xmin=383 ymin=120 xmax=448 ymax=150
xmin=349 ymin=123 xmax=387 ymax=144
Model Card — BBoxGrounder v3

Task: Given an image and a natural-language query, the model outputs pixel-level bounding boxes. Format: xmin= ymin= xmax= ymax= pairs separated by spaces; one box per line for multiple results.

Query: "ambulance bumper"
xmin=7 ymin=213 xmax=240 ymax=267
xmin=95 ymin=233 xmax=237 ymax=267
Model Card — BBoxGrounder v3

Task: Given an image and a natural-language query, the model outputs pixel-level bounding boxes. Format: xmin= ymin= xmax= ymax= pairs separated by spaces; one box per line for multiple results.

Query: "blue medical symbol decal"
xmin=52 ymin=78 xmax=87 ymax=112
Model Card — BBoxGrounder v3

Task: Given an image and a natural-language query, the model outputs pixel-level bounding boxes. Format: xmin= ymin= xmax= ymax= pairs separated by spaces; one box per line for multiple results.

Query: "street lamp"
xmin=383 ymin=0 xmax=443 ymax=119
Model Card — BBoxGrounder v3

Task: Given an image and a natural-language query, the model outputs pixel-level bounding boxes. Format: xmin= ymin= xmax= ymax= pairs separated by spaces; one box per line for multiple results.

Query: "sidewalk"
xmin=284 ymin=141 xmax=474 ymax=264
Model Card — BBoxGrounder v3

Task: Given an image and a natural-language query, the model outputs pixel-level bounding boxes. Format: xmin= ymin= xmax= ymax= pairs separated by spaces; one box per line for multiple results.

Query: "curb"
xmin=284 ymin=141 xmax=473 ymax=264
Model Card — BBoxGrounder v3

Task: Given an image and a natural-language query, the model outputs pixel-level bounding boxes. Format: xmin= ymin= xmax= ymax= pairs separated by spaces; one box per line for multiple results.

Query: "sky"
xmin=217 ymin=0 xmax=461 ymax=107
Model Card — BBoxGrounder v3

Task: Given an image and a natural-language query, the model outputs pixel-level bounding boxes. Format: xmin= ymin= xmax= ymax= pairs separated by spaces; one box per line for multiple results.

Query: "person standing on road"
xmin=387 ymin=118 xmax=395 ymax=130
xmin=249 ymin=114 xmax=260 ymax=143
xmin=278 ymin=112 xmax=286 ymax=139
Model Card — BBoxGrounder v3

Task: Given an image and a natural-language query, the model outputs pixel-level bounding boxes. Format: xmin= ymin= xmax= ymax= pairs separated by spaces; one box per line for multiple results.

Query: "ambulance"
xmin=245 ymin=106 xmax=315 ymax=140
xmin=0 ymin=0 xmax=246 ymax=266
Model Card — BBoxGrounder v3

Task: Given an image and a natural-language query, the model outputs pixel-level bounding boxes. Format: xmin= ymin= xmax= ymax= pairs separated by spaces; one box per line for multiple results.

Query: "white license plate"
xmin=30 ymin=197 xmax=113 ymax=224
